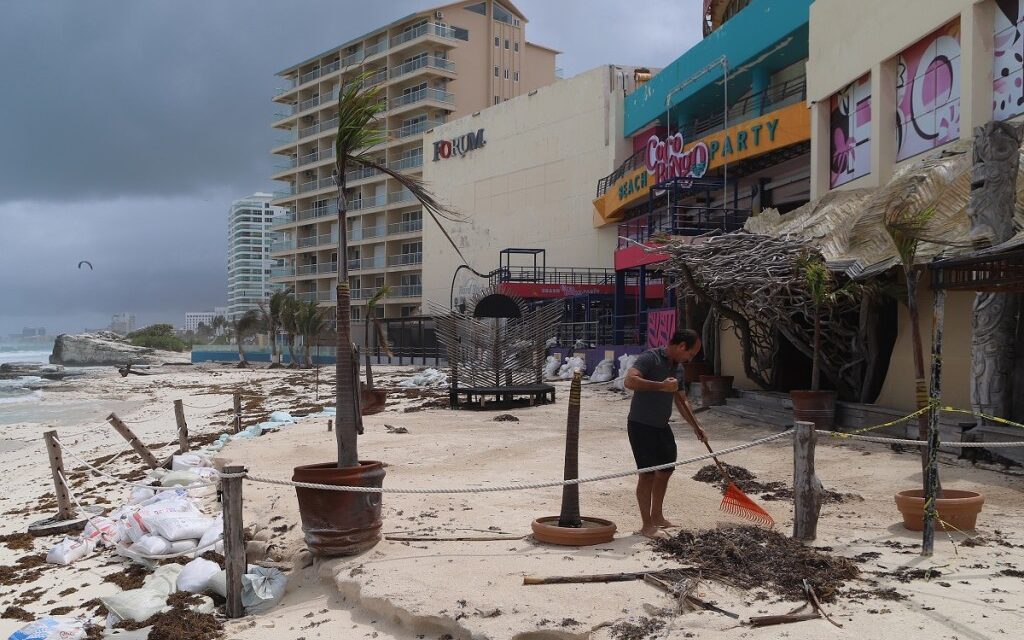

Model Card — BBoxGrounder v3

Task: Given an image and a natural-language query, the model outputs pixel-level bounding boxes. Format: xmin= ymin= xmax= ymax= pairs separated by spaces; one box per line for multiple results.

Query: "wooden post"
xmin=233 ymin=392 xmax=242 ymax=434
xmin=173 ymin=400 xmax=189 ymax=453
xmin=923 ymin=288 xmax=945 ymax=556
xmin=43 ymin=430 xmax=74 ymax=520
xmin=793 ymin=420 xmax=822 ymax=541
xmin=106 ymin=413 xmax=161 ymax=469
xmin=222 ymin=464 xmax=246 ymax=618
xmin=327 ymin=419 xmax=333 ymax=432
xmin=365 ymin=352 xmax=374 ymax=389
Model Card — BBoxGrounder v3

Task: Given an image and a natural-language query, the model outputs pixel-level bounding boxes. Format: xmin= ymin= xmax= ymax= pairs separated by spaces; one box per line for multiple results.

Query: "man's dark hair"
xmin=669 ymin=329 xmax=700 ymax=348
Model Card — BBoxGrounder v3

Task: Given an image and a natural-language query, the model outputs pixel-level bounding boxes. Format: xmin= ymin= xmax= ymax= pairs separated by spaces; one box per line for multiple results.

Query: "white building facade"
xmin=228 ymin=193 xmax=287 ymax=321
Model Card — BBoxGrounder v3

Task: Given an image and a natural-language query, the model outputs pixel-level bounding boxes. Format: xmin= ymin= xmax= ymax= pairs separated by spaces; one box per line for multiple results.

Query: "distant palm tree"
xmin=211 ymin=315 xmax=227 ymax=337
xmin=280 ymin=296 xmax=301 ymax=368
xmin=297 ymin=301 xmax=329 ymax=368
xmin=259 ymin=291 xmax=292 ymax=366
xmin=331 ymin=73 xmax=459 ymax=468
xmin=232 ymin=310 xmax=262 ymax=366
xmin=362 ymin=285 xmax=391 ymax=386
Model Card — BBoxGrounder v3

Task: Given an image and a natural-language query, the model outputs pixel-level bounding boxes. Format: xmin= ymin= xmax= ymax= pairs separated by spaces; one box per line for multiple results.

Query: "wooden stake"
xmin=327 ymin=419 xmax=333 ymax=432
xmin=173 ymin=400 xmax=189 ymax=453
xmin=793 ymin=420 xmax=822 ymax=541
xmin=233 ymin=392 xmax=242 ymax=434
xmin=106 ymin=413 xmax=160 ymax=469
xmin=923 ymin=288 xmax=945 ymax=556
xmin=43 ymin=430 xmax=74 ymax=520
xmin=222 ymin=464 xmax=245 ymax=618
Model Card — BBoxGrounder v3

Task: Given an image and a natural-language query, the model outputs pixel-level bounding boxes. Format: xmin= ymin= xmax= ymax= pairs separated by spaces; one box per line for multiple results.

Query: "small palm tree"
xmin=259 ymin=291 xmax=292 ymax=366
xmin=211 ymin=315 xmax=227 ymax=337
xmin=232 ymin=310 xmax=262 ymax=366
xmin=331 ymin=73 xmax=458 ymax=468
xmin=362 ymin=285 xmax=391 ymax=386
xmin=298 ymin=301 xmax=329 ymax=368
xmin=280 ymin=296 xmax=301 ymax=368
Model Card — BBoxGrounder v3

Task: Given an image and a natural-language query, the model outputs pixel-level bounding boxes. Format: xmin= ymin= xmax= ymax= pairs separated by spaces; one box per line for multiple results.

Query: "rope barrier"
xmin=222 ymin=431 xmax=794 ymax=494
xmin=941 ymin=406 xmax=1024 ymax=430
xmin=818 ymin=431 xmax=1024 ymax=448
xmin=53 ymin=437 xmax=219 ymax=491
xmin=827 ymin=404 xmax=933 ymax=438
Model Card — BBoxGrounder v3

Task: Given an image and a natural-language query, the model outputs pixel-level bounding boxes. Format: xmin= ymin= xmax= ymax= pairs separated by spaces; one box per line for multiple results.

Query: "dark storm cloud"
xmin=0 ymin=0 xmax=698 ymax=335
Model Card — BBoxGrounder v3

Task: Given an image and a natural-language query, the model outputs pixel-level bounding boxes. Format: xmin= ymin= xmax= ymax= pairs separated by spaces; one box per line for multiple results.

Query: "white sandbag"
xmin=176 ymin=558 xmax=222 ymax=594
xmin=187 ymin=595 xmax=215 ymax=614
xmin=557 ymin=356 xmax=585 ymax=379
xmin=45 ymin=537 xmax=95 ymax=565
xmin=197 ymin=515 xmax=223 ymax=552
xmin=171 ymin=453 xmax=210 ymax=471
xmin=6 ymin=616 xmax=87 ymax=640
xmin=168 ymin=538 xmax=198 ymax=555
xmin=543 ymin=355 xmax=561 ymax=380
xmin=83 ymin=516 xmax=120 ymax=546
xmin=268 ymin=411 xmax=294 ymax=423
xmin=128 ymin=487 xmax=156 ymax=504
xmin=207 ymin=564 xmax=253 ymax=598
xmin=142 ymin=563 xmax=183 ymax=596
xmin=101 ymin=587 xmax=169 ymax=624
xmin=129 ymin=534 xmax=170 ymax=556
xmin=612 ymin=354 xmax=639 ymax=391
xmin=147 ymin=514 xmax=215 ymax=542
xmin=241 ymin=566 xmax=288 ymax=614
xmin=397 ymin=368 xmax=448 ymax=388
xmin=101 ymin=627 xmax=152 ymax=639
xmin=117 ymin=497 xmax=199 ymax=543
xmin=589 ymin=358 xmax=616 ymax=382
xmin=159 ymin=471 xmax=202 ymax=487
xmin=138 ymin=489 xmax=189 ymax=507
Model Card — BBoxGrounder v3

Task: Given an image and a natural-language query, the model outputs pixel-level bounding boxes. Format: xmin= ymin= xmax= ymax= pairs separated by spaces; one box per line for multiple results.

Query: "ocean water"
xmin=0 ymin=346 xmax=52 ymax=405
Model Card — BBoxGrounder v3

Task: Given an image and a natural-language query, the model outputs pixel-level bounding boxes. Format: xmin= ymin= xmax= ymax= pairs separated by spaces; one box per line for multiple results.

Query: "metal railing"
xmin=388 ymin=189 xmax=416 ymax=204
xmin=616 ymin=205 xmax=750 ymax=248
xmin=388 ymin=155 xmax=423 ymax=171
xmin=348 ymin=256 xmax=386 ymax=271
xmin=295 ymin=147 xmax=335 ymax=168
xmin=392 ymin=284 xmax=423 ymax=298
xmin=299 ymin=176 xmax=337 ymax=194
xmin=296 ymin=263 xmax=319 ymax=276
xmin=390 ymin=56 xmax=455 ymax=80
xmin=596 ymin=149 xmax=644 ymax=197
xmin=352 ymin=225 xmax=385 ymax=241
xmin=388 ymin=252 xmax=423 ymax=267
xmin=346 ymin=165 xmax=380 ymax=182
xmin=364 ymin=40 xmax=388 ymax=57
xmin=491 ymin=266 xmax=616 ymax=287
xmin=271 ymin=240 xmax=295 ymax=252
xmin=273 ymin=188 xmax=295 ymax=199
xmin=677 ymin=74 xmax=807 ymax=142
xmin=297 ymin=290 xmax=336 ymax=303
xmin=299 ymin=116 xmax=338 ymax=139
xmin=392 ymin=119 xmax=445 ymax=139
xmin=270 ymin=267 xmax=295 ymax=278
xmin=365 ymin=68 xmax=389 ymax=87
xmin=388 ymin=219 xmax=423 ymax=234
xmin=351 ymin=193 xmax=387 ymax=210
xmin=389 ymin=22 xmax=458 ymax=48
xmin=390 ymin=87 xmax=455 ymax=109
xmin=297 ymin=232 xmax=337 ymax=249
xmin=341 ymin=50 xmax=364 ymax=67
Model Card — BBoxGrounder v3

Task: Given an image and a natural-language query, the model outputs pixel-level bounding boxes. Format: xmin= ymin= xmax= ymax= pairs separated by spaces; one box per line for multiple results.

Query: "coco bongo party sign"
xmin=644 ymin=132 xmax=709 ymax=183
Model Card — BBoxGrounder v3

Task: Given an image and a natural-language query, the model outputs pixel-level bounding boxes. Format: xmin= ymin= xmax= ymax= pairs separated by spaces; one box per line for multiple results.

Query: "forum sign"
xmin=432 ymin=129 xmax=486 ymax=161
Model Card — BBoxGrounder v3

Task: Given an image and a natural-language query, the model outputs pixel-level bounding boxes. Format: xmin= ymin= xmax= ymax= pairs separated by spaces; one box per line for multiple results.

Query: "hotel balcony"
xmin=387 ymin=219 xmax=423 ymax=236
xmin=296 ymin=290 xmax=336 ymax=303
xmin=390 ymin=284 xmax=423 ymax=299
xmin=349 ymin=256 xmax=386 ymax=272
xmin=388 ymin=22 xmax=459 ymax=55
xmin=391 ymin=119 xmax=445 ymax=141
xmin=389 ymin=56 xmax=456 ymax=81
xmin=388 ymin=87 xmax=454 ymax=117
xmin=388 ymin=155 xmax=423 ymax=171
xmin=387 ymin=253 xmax=423 ymax=268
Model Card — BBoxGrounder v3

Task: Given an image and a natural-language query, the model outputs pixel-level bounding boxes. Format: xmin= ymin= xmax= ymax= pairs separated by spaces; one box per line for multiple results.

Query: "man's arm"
xmin=623 ymin=367 xmax=678 ymax=393
xmin=673 ymin=391 xmax=708 ymax=444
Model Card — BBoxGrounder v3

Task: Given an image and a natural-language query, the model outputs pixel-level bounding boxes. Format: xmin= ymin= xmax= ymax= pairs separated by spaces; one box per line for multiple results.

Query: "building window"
xmin=494 ymin=36 xmax=499 ymax=46
xmin=994 ymin=4 xmax=1024 ymax=120
xmin=494 ymin=66 xmax=499 ymax=77
xmin=504 ymin=39 xmax=510 ymax=49
xmin=494 ymin=2 xmax=514 ymax=25
xmin=895 ymin=20 xmax=961 ymax=161
xmin=514 ymin=71 xmax=519 ymax=82
xmin=503 ymin=69 xmax=509 ymax=79
xmin=514 ymin=41 xmax=519 ymax=52
xmin=465 ymin=1 xmax=486 ymax=16
xmin=494 ymin=95 xmax=500 ymax=105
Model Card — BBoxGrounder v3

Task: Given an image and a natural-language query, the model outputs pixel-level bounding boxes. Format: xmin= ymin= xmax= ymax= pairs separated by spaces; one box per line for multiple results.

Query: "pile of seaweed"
xmin=652 ymin=526 xmax=860 ymax=602
xmin=691 ymin=463 xmax=859 ymax=503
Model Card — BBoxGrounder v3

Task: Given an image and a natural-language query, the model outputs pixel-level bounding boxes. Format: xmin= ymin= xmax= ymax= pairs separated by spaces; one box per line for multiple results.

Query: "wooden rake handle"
xmin=675 ymin=391 xmax=734 ymax=485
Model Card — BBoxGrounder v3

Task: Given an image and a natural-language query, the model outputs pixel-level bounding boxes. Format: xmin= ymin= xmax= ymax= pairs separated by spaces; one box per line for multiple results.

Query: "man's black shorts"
xmin=627 ymin=420 xmax=677 ymax=473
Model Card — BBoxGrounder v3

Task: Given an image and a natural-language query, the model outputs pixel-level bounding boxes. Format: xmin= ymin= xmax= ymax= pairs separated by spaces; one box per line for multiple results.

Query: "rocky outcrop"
xmin=0 ymin=362 xmax=69 ymax=380
xmin=49 ymin=332 xmax=190 ymax=366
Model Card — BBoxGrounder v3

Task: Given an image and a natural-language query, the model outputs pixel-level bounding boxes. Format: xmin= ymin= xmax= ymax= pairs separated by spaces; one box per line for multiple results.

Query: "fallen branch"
xmin=643 ymin=574 xmax=739 ymax=619
xmin=804 ymin=578 xmax=843 ymax=628
xmin=386 ymin=535 xmax=524 ymax=542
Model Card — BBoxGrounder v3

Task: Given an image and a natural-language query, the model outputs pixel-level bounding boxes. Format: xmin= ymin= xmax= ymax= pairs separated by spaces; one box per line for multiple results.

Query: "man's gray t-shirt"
xmin=627 ymin=347 xmax=682 ymax=428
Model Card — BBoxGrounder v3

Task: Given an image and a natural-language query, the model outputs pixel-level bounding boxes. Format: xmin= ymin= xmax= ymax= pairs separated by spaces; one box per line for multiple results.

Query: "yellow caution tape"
xmin=941 ymin=407 xmax=1024 ymax=430
xmin=826 ymin=404 xmax=933 ymax=439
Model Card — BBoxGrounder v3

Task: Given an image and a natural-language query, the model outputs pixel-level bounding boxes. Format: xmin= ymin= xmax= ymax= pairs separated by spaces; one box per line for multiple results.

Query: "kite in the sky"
xmin=78 ymin=261 xmax=93 ymax=270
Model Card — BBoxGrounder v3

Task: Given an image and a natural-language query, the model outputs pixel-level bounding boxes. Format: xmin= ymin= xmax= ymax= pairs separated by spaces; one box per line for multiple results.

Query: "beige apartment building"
xmin=269 ymin=0 xmax=557 ymax=322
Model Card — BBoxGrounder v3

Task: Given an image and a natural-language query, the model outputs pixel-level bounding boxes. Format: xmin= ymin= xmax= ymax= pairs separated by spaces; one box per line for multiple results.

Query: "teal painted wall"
xmin=624 ymin=0 xmax=813 ymax=136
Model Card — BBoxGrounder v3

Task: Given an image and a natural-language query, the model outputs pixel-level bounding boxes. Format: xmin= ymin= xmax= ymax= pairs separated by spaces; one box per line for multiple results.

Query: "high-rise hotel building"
xmin=228 ymin=193 xmax=286 ymax=321
xmin=269 ymin=1 xmax=557 ymax=321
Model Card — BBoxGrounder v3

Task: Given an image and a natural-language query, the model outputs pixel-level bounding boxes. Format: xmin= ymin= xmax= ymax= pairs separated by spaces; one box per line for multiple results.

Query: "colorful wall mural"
xmin=646 ymin=309 xmax=677 ymax=349
xmin=895 ymin=21 xmax=961 ymax=162
xmin=994 ymin=0 xmax=1024 ymax=121
xmin=829 ymin=74 xmax=872 ymax=188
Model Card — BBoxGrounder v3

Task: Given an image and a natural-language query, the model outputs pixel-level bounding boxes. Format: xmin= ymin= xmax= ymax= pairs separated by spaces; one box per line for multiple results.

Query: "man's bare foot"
xmin=653 ymin=518 xmax=677 ymax=529
xmin=637 ymin=525 xmax=669 ymax=540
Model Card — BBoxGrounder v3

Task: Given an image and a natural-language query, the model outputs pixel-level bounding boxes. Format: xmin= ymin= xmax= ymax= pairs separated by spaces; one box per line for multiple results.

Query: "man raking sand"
xmin=623 ymin=329 xmax=709 ymax=540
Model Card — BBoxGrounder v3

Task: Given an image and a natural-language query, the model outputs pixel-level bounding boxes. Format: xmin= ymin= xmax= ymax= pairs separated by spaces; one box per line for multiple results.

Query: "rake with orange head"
xmin=676 ymin=392 xmax=774 ymax=527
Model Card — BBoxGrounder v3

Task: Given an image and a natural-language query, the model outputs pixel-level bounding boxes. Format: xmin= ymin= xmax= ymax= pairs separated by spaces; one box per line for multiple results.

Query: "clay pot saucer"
xmin=531 ymin=516 xmax=616 ymax=546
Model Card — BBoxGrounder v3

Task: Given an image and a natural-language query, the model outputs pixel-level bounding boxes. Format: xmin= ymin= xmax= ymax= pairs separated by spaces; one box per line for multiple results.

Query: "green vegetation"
xmin=127 ymin=324 xmax=190 ymax=352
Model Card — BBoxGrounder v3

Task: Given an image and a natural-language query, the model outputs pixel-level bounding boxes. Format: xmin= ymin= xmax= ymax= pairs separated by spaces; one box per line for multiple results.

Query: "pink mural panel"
xmin=895 ymin=21 xmax=961 ymax=162
xmin=646 ymin=309 xmax=676 ymax=349
xmin=993 ymin=0 xmax=1024 ymax=120
xmin=830 ymin=74 xmax=872 ymax=188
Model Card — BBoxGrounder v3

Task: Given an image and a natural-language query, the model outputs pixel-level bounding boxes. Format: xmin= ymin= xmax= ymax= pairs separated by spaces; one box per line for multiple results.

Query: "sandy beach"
xmin=2 ymin=363 xmax=1023 ymax=639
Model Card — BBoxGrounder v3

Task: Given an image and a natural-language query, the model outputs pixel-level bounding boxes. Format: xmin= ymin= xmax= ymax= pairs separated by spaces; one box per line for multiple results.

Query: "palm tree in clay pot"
xmin=532 ymin=370 xmax=617 ymax=545
xmin=291 ymin=72 xmax=460 ymax=557
xmin=790 ymin=255 xmax=841 ymax=430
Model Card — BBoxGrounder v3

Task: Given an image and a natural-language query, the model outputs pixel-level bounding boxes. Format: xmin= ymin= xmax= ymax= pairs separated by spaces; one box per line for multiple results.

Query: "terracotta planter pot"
xmin=531 ymin=516 xmax=616 ymax=546
xmin=894 ymin=489 xmax=984 ymax=532
xmin=789 ymin=390 xmax=837 ymax=430
xmin=682 ymin=361 xmax=712 ymax=385
xmin=293 ymin=461 xmax=385 ymax=557
xmin=361 ymin=387 xmax=387 ymax=415
xmin=699 ymin=375 xmax=734 ymax=407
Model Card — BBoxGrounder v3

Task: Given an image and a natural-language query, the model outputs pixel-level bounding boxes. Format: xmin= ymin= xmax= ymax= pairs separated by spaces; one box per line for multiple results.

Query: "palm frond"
xmin=367 ymin=285 xmax=391 ymax=310
xmin=335 ymin=73 xmax=388 ymax=161
xmin=373 ymin=318 xmax=393 ymax=357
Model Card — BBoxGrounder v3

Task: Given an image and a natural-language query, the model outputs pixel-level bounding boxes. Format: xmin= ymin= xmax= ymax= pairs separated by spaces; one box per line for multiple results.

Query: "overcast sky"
xmin=0 ymin=0 xmax=700 ymax=337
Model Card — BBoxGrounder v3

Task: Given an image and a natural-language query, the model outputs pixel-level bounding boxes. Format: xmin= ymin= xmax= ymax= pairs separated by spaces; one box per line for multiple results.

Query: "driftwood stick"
xmin=106 ymin=413 xmax=160 ymax=468
xmin=524 ymin=571 xmax=650 ymax=586
xmin=385 ymin=535 xmax=525 ymax=542
xmin=173 ymin=399 xmax=189 ymax=453
xmin=748 ymin=612 xmax=820 ymax=627
xmin=643 ymin=574 xmax=739 ymax=619
xmin=44 ymin=430 xmax=74 ymax=520
xmin=803 ymin=579 xmax=843 ymax=628
xmin=793 ymin=420 xmax=822 ymax=541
